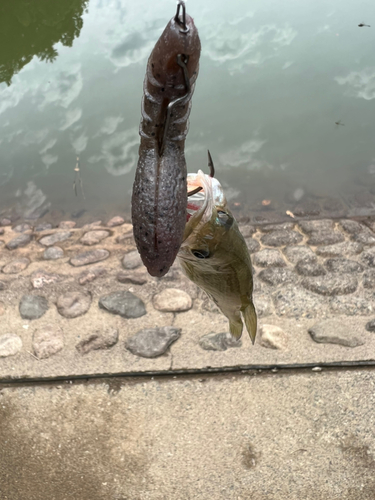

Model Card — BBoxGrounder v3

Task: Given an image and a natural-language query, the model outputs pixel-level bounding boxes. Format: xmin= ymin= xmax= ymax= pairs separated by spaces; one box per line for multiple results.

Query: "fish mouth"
xmin=186 ymin=169 xmax=227 ymax=223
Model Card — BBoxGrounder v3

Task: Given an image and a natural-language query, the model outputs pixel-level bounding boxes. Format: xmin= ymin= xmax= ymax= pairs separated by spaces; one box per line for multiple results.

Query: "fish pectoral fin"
xmin=241 ymin=302 xmax=257 ymax=345
xmin=229 ymin=318 xmax=243 ymax=341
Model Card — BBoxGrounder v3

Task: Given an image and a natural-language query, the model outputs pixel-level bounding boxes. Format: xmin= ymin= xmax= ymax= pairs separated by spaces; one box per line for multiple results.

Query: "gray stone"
xmin=80 ymin=230 xmax=110 ymax=246
xmin=330 ymin=297 xmax=373 ymax=316
xmin=125 ymin=326 xmax=181 ymax=358
xmin=259 ymin=324 xmax=288 ymax=350
xmin=238 ymin=225 xmax=256 ymax=238
xmin=199 ymin=332 xmax=242 ymax=351
xmin=352 ymin=232 xmax=375 ymax=246
xmin=153 ymin=288 xmax=192 ymax=312
xmin=252 ymin=249 xmax=286 ymax=268
xmin=293 ymin=202 xmax=320 ymax=217
xmin=308 ymin=319 xmax=365 ymax=347
xmin=70 ymin=249 xmax=110 ymax=267
xmin=299 ymin=219 xmax=334 ymax=234
xmin=99 ymin=291 xmax=146 ymax=318
xmin=365 ymin=319 xmax=375 ymax=332
xmin=107 ymin=216 xmax=125 ymax=227
xmin=19 ymin=295 xmax=49 ymax=320
xmin=0 ymin=333 xmax=22 ymax=357
xmin=260 ymin=230 xmax=303 ymax=247
xmin=76 ymin=328 xmax=119 ymax=355
xmin=58 ymin=221 xmax=76 ymax=229
xmin=253 ymin=294 xmax=273 ymax=317
xmin=35 ymin=222 xmax=53 ymax=231
xmin=0 ymin=218 xmax=11 ymax=226
xmin=2 ymin=258 xmax=30 ymax=274
xmin=325 ymin=258 xmax=363 ymax=274
xmin=78 ymin=267 xmax=106 ymax=285
xmin=43 ymin=246 xmax=64 ymax=260
xmin=363 ymin=270 xmax=375 ymax=289
xmin=117 ymin=270 xmax=148 ymax=285
xmin=39 ymin=231 xmax=72 ymax=247
xmin=6 ymin=233 xmax=31 ymax=250
xmin=315 ymin=241 xmax=363 ymax=257
xmin=339 ymin=220 xmax=367 ymax=234
xmin=307 ymin=231 xmax=345 ymax=246
xmin=31 ymin=271 xmax=62 ymax=289
xmin=115 ymin=232 xmax=134 ymax=244
xmin=361 ymin=248 xmax=375 ymax=267
xmin=122 ymin=250 xmax=142 ymax=270
xmin=272 ymin=286 xmax=326 ymax=318
xmin=259 ymin=222 xmax=295 ymax=233
xmin=57 ymin=292 xmax=92 ymax=318
xmin=33 ymin=326 xmax=64 ymax=359
xmin=302 ymin=275 xmax=358 ymax=296
xmin=283 ymin=245 xmax=316 ymax=264
xmin=82 ymin=221 xmax=102 ymax=230
xmin=13 ymin=223 xmax=32 ymax=233
xmin=258 ymin=268 xmax=296 ymax=286
xmin=245 ymin=238 xmax=260 ymax=253
xmin=295 ymin=259 xmax=326 ymax=277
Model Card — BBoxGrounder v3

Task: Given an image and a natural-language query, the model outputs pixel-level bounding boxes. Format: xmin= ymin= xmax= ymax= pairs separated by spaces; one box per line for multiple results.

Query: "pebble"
xmin=339 ymin=220 xmax=367 ymax=235
xmin=13 ymin=223 xmax=32 ymax=233
xmin=39 ymin=231 xmax=72 ymax=247
xmin=0 ymin=218 xmax=11 ymax=226
xmin=117 ymin=270 xmax=148 ymax=285
xmin=33 ymin=325 xmax=64 ymax=359
xmin=361 ymin=248 xmax=375 ymax=267
xmin=363 ymin=270 xmax=375 ymax=289
xmin=252 ymin=249 xmax=286 ymax=268
xmin=76 ymin=328 xmax=119 ymax=355
xmin=239 ymin=225 xmax=256 ymax=238
xmin=293 ymin=202 xmax=320 ymax=217
xmin=19 ymin=295 xmax=49 ymax=320
xmin=315 ymin=241 xmax=363 ymax=257
xmin=107 ymin=216 xmax=125 ymax=227
xmin=302 ymin=274 xmax=358 ymax=296
xmin=259 ymin=222 xmax=295 ymax=233
xmin=78 ymin=267 xmax=106 ymax=285
xmin=253 ymin=294 xmax=273 ymax=317
xmin=308 ymin=319 xmax=365 ymax=347
xmin=125 ymin=326 xmax=181 ymax=358
xmin=365 ymin=319 xmax=375 ymax=332
xmin=307 ymin=231 xmax=345 ymax=246
xmin=0 ymin=333 xmax=22 ymax=357
xmin=31 ymin=270 xmax=62 ymax=289
xmin=6 ymin=233 xmax=31 ymax=250
xmin=80 ymin=230 xmax=110 ymax=246
xmin=82 ymin=221 xmax=102 ymax=230
xmin=283 ymin=245 xmax=316 ymax=264
xmin=245 ymin=238 xmax=260 ymax=254
xmin=299 ymin=220 xmax=334 ymax=234
xmin=57 ymin=292 xmax=92 ymax=318
xmin=325 ymin=258 xmax=363 ymax=274
xmin=352 ymin=232 xmax=375 ymax=246
xmin=122 ymin=250 xmax=142 ymax=270
xmin=99 ymin=291 xmax=146 ymax=318
xmin=258 ymin=268 xmax=296 ymax=286
xmin=70 ymin=249 xmax=110 ymax=266
xmin=116 ymin=232 xmax=134 ymax=244
xmin=295 ymin=259 xmax=326 ymax=277
xmin=330 ymin=297 xmax=373 ymax=316
xmin=199 ymin=332 xmax=242 ymax=351
xmin=58 ymin=221 xmax=76 ymax=229
xmin=259 ymin=324 xmax=288 ymax=350
xmin=153 ymin=288 xmax=193 ymax=312
xmin=35 ymin=222 xmax=53 ymax=231
xmin=272 ymin=286 xmax=326 ymax=318
xmin=260 ymin=230 xmax=303 ymax=247
xmin=2 ymin=258 xmax=30 ymax=274
xmin=43 ymin=246 xmax=64 ymax=260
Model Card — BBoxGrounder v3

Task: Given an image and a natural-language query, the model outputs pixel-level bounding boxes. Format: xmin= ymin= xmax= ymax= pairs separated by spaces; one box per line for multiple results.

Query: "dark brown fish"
xmin=131 ymin=2 xmax=201 ymax=277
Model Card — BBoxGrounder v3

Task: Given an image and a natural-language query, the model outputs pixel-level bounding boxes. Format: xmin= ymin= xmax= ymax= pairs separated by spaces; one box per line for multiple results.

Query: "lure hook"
xmin=175 ymin=1 xmax=189 ymax=33
xmin=187 ymin=150 xmax=215 ymax=197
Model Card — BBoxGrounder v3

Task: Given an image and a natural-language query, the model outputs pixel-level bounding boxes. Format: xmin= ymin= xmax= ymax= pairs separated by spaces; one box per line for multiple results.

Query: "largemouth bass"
xmin=178 ymin=168 xmax=257 ymax=343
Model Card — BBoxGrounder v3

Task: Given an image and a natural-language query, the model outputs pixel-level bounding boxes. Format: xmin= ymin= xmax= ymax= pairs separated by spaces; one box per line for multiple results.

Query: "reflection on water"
xmin=0 ymin=0 xmax=375 ymax=223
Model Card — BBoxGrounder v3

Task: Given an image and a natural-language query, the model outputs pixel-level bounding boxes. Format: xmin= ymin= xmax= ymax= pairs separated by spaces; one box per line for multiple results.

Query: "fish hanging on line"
xmin=178 ymin=152 xmax=257 ymax=343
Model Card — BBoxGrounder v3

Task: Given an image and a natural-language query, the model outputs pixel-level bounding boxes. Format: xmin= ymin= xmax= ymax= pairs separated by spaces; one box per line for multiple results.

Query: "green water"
xmin=1 ymin=0 xmax=375 ymax=222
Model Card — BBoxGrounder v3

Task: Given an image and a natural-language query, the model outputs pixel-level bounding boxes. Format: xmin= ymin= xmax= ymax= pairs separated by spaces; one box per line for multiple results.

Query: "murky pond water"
xmin=1 ymin=0 xmax=375 ymax=224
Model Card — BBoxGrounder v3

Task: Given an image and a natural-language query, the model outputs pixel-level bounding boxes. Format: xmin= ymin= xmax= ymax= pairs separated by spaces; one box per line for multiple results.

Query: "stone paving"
xmin=1 ymin=215 xmax=375 ymax=380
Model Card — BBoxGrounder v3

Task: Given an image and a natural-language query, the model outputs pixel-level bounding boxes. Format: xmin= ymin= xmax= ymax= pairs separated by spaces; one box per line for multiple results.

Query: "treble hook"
xmin=160 ymin=53 xmax=190 ymax=156
xmin=187 ymin=150 xmax=215 ymax=197
xmin=175 ymin=1 xmax=189 ymax=33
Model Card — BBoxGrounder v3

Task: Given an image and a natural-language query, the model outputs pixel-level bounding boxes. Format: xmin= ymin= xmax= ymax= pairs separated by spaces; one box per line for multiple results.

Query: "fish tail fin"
xmin=242 ymin=302 xmax=257 ymax=345
xmin=229 ymin=318 xmax=243 ymax=341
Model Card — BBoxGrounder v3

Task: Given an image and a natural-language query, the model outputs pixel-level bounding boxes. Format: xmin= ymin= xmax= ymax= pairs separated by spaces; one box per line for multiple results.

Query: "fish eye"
xmin=192 ymin=249 xmax=210 ymax=259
